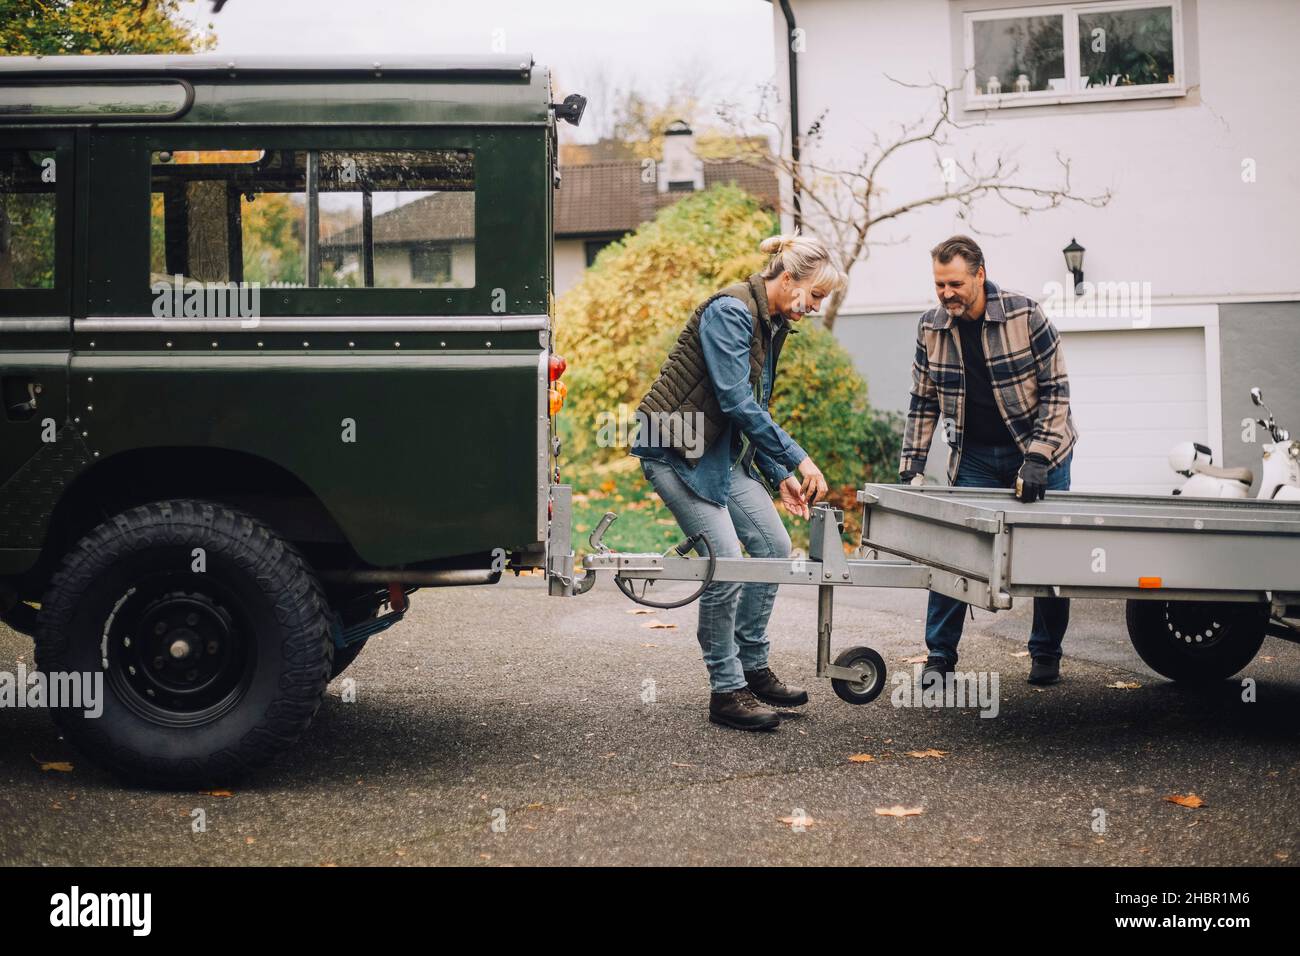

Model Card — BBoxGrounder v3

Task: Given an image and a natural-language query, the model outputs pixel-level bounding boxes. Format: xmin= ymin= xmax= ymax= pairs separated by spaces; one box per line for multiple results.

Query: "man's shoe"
xmin=1028 ymin=656 xmax=1061 ymax=685
xmin=744 ymin=666 xmax=809 ymax=707
xmin=921 ymin=656 xmax=954 ymax=687
xmin=709 ymin=688 xmax=781 ymax=731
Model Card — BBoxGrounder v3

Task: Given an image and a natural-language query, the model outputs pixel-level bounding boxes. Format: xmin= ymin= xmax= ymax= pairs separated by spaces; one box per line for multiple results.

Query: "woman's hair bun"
xmin=759 ymin=234 xmax=790 ymax=254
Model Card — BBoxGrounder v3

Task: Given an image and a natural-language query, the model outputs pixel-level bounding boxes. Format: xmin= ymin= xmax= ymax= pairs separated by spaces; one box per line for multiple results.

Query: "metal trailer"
xmin=547 ymin=484 xmax=1300 ymax=704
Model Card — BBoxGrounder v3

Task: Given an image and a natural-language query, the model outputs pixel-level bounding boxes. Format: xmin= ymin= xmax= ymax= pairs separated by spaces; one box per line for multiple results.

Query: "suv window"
xmin=0 ymin=148 xmax=57 ymax=290
xmin=149 ymin=148 xmax=475 ymax=290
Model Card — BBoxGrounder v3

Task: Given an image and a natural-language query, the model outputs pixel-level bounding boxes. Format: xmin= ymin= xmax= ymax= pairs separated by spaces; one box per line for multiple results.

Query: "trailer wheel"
xmin=34 ymin=500 xmax=333 ymax=787
xmin=1125 ymin=599 xmax=1267 ymax=683
xmin=831 ymin=646 xmax=887 ymax=704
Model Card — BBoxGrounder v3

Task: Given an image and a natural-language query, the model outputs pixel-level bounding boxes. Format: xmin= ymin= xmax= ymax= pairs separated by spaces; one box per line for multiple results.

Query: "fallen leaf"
xmin=1276 ymin=852 xmax=1290 ymax=861
xmin=245 ymin=837 xmax=256 ymax=845
xmin=1164 ymin=793 xmax=1205 ymax=809
xmin=640 ymin=643 xmax=659 ymax=648
xmin=31 ymin=756 xmax=73 ymax=773
xmin=1012 ymin=651 xmax=1030 ymax=658
xmin=643 ymin=620 xmax=677 ymax=629
xmin=847 ymin=753 xmax=876 ymax=763
xmin=599 ymin=480 xmax=616 ymax=494
xmin=777 ymin=815 xmax=815 ymax=828
xmin=1106 ymin=681 xmax=1142 ymax=690
xmin=670 ymin=762 xmax=695 ymax=768
xmin=200 ymin=789 xmax=234 ymax=798
xmin=875 ymin=806 xmax=924 ymax=817
xmin=901 ymin=654 xmax=928 ymax=664
xmin=627 ymin=608 xmax=654 ymax=616
xmin=906 ymin=749 xmax=949 ymax=759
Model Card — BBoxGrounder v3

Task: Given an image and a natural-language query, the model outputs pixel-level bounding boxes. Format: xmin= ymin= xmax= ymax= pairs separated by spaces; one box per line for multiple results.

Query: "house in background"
xmin=554 ymin=122 xmax=780 ymax=294
xmin=321 ymin=190 xmax=475 ymax=288
xmin=767 ymin=0 xmax=1300 ymax=493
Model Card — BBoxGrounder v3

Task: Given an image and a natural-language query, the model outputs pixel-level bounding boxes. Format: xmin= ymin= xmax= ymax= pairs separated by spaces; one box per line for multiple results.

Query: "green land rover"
xmin=0 ymin=54 xmax=585 ymax=785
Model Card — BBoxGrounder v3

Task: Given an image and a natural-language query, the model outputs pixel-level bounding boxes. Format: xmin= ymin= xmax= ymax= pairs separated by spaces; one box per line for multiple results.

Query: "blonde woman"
xmin=632 ymin=234 xmax=846 ymax=731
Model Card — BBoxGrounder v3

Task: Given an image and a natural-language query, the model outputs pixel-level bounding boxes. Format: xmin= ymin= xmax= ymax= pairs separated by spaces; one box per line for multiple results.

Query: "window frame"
xmin=963 ymin=0 xmax=1185 ymax=109
xmin=147 ymin=143 xmax=476 ymax=296
xmin=86 ymin=124 xmax=552 ymax=320
xmin=0 ymin=132 xmax=74 ymax=317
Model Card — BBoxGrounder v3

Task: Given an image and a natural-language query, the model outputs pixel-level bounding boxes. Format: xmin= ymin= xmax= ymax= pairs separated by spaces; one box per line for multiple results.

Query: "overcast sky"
xmin=178 ymin=0 xmax=777 ymax=142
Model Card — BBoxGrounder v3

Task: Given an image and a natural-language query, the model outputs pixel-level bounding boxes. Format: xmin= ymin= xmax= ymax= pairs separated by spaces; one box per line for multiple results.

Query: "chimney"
xmin=658 ymin=119 xmax=704 ymax=194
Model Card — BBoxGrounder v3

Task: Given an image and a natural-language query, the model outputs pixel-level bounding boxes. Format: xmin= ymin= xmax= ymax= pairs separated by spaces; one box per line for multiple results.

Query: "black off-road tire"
xmin=34 ymin=500 xmax=333 ymax=787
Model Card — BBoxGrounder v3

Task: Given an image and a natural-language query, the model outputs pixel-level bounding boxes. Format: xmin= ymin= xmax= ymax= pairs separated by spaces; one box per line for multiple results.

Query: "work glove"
xmin=898 ymin=470 xmax=925 ymax=486
xmin=1015 ymin=453 xmax=1051 ymax=503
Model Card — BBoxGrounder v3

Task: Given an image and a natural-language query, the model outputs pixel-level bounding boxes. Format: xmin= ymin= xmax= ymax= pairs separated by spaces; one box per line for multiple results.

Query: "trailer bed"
xmin=858 ymin=485 xmax=1300 ymax=609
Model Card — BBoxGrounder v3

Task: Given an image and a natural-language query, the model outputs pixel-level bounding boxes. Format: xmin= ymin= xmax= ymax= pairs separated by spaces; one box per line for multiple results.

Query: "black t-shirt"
xmin=956 ymin=316 xmax=1017 ymax=448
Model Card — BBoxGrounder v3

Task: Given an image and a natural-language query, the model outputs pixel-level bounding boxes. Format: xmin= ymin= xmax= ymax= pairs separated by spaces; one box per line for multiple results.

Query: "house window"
xmin=965 ymin=1 xmax=1182 ymax=108
xmin=584 ymin=238 xmax=615 ymax=267
xmin=410 ymin=244 xmax=452 ymax=284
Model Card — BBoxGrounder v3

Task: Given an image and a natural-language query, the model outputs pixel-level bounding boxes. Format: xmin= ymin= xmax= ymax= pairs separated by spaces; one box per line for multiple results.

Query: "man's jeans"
xmin=642 ymin=457 xmax=791 ymax=693
xmin=925 ymin=443 xmax=1073 ymax=666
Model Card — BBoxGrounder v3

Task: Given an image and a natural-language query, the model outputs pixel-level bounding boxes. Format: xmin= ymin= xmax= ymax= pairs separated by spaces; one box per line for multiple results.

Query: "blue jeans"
xmin=641 ymin=456 xmax=791 ymax=693
xmin=925 ymin=444 xmax=1073 ymax=666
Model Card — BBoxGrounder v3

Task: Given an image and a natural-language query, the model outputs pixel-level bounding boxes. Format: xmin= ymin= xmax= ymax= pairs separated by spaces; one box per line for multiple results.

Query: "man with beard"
xmin=899 ymin=236 xmax=1078 ymax=686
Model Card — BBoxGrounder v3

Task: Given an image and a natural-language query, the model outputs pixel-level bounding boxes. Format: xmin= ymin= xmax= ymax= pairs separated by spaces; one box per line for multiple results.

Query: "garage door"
xmin=1062 ymin=327 xmax=1208 ymax=494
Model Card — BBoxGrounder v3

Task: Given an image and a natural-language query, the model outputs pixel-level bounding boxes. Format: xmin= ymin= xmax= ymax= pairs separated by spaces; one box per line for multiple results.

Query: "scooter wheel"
xmin=831 ymin=646 xmax=887 ymax=705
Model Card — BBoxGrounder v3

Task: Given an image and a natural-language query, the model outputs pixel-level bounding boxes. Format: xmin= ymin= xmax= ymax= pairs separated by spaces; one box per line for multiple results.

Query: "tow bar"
xmin=547 ymin=485 xmax=954 ymax=704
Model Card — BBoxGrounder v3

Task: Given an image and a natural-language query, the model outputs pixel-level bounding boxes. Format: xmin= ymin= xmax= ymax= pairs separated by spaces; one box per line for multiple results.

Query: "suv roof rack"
xmin=0 ymin=53 xmax=535 ymax=80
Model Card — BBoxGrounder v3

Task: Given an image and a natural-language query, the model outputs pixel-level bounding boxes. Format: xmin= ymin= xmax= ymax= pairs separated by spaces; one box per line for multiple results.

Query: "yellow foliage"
xmin=556 ymin=184 xmax=775 ymax=464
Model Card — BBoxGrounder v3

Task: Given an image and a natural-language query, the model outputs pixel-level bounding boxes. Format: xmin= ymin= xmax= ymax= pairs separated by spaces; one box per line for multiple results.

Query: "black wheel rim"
xmin=104 ymin=573 xmax=257 ymax=727
xmin=1161 ymin=602 xmax=1236 ymax=652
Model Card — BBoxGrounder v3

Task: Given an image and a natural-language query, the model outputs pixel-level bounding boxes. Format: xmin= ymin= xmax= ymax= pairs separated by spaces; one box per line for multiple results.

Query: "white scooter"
xmin=1168 ymin=387 xmax=1300 ymax=501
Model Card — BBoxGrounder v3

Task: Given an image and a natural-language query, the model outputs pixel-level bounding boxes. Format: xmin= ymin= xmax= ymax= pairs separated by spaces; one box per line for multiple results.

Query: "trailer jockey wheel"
xmin=830 ymin=646 xmax=887 ymax=704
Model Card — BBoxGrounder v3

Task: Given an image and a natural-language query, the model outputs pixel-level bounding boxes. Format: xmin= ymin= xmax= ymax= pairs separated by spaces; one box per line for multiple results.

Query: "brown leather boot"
xmin=744 ymin=666 xmax=809 ymax=707
xmin=709 ymin=688 xmax=780 ymax=731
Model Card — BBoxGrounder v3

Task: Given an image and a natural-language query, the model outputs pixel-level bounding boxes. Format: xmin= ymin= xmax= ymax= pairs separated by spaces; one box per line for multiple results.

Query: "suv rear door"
xmin=0 ymin=130 xmax=76 ymax=576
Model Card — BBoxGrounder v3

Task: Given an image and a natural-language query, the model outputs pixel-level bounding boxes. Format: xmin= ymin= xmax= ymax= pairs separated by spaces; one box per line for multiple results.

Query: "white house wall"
xmin=773 ymin=0 xmax=1300 ymax=308
xmin=773 ymin=0 xmax=1300 ymax=491
xmin=554 ymin=239 xmax=589 ymax=296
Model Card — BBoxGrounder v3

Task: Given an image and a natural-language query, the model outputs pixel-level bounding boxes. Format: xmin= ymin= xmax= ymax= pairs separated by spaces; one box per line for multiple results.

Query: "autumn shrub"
xmin=555 ymin=183 xmax=901 ymax=503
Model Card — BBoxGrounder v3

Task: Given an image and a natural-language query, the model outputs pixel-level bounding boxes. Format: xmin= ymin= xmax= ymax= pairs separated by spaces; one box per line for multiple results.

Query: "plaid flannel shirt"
xmin=900 ymin=279 xmax=1077 ymax=484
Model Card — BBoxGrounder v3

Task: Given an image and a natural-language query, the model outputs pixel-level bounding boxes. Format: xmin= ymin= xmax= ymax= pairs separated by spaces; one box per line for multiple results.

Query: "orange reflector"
xmin=548 ymin=379 xmax=568 ymax=415
xmin=1138 ymin=576 xmax=1163 ymax=589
